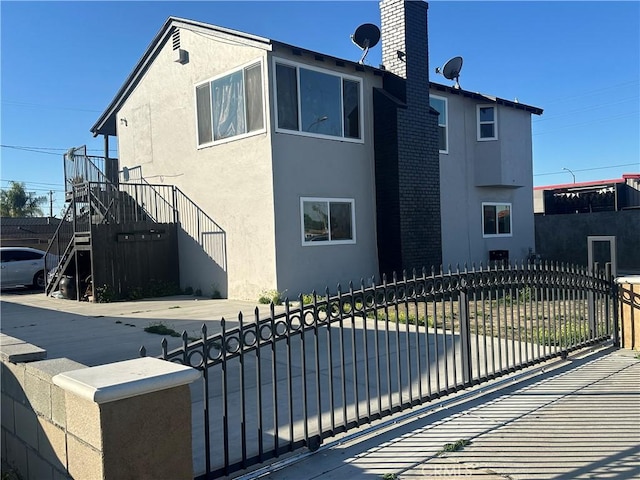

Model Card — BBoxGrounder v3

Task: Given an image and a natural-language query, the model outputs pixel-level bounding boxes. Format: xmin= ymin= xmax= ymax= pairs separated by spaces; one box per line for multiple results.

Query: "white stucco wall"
xmin=115 ymin=28 xmax=276 ymax=300
xmin=437 ymin=90 xmax=537 ymax=267
xmin=267 ymin=49 xmax=382 ymax=297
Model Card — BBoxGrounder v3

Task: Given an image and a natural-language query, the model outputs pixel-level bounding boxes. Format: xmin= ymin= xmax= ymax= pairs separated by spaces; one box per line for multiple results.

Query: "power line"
xmin=533 ymin=111 xmax=639 ymax=135
xmin=2 ymin=100 xmax=102 ymax=113
xmin=532 ymin=96 xmax=639 ymax=123
xmin=1 ymin=179 xmax=64 ymax=187
xmin=1 ymin=145 xmax=117 ymax=154
xmin=538 ymin=80 xmax=640 ymax=107
xmin=1 ymin=145 xmax=62 ymax=156
xmin=534 ymin=163 xmax=639 ymax=177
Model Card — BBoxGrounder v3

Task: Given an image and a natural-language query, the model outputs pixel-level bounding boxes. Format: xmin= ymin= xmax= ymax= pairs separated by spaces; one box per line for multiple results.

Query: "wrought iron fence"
xmin=142 ymin=261 xmax=615 ymax=479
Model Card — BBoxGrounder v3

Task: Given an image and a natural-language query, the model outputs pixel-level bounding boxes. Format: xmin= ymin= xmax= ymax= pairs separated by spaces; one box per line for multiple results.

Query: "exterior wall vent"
xmin=172 ymin=29 xmax=180 ymax=50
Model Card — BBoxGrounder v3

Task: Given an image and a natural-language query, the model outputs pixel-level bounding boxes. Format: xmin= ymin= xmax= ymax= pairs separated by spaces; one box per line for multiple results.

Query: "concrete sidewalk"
xmin=0 ymin=290 xmax=285 ymax=366
xmin=252 ymin=347 xmax=640 ymax=480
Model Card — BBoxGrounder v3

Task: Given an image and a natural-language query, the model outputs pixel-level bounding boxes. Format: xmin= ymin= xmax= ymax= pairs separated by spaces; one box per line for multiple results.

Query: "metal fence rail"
xmin=143 ymin=261 xmax=614 ymax=479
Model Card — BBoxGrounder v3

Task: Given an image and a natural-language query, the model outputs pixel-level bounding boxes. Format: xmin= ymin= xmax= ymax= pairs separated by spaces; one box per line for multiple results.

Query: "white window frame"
xmin=194 ymin=58 xmax=267 ymax=149
xmin=429 ymin=94 xmax=448 ymax=154
xmin=482 ymin=202 xmax=512 ymax=238
xmin=273 ymin=58 xmax=365 ymax=144
xmin=477 ymin=104 xmax=498 ymax=141
xmin=300 ymin=197 xmax=356 ymax=246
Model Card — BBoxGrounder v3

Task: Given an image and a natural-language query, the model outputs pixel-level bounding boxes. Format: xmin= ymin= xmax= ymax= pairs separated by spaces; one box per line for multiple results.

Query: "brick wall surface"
xmin=378 ymin=0 xmax=442 ymax=273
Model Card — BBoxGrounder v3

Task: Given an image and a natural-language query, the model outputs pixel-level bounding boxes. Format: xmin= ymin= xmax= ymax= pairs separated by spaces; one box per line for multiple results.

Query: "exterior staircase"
xmin=44 ymin=146 xmax=226 ymax=300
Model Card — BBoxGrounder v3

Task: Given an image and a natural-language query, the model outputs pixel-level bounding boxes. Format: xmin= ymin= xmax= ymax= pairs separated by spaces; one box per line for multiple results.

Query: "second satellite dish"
xmin=435 ymin=56 xmax=463 ymax=89
xmin=351 ymin=23 xmax=381 ymax=65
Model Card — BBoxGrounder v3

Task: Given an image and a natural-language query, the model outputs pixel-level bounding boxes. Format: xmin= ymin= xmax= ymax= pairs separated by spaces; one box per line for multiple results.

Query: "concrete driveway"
xmin=0 ymin=289 xmax=282 ymax=366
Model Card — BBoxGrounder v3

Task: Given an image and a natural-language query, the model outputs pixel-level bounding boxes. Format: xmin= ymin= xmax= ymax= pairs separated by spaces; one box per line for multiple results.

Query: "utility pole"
xmin=49 ymin=190 xmax=54 ymax=218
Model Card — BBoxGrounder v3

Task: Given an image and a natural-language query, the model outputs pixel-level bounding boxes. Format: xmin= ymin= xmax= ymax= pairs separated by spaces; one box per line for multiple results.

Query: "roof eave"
xmin=429 ymin=81 xmax=543 ymax=115
xmin=90 ymin=17 xmax=273 ymax=137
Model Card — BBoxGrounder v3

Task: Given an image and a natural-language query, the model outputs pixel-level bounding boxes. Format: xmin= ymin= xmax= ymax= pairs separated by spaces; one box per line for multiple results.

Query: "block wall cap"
xmin=616 ymin=276 xmax=640 ymax=285
xmin=52 ymin=357 xmax=201 ymax=404
xmin=0 ymin=335 xmax=47 ymax=363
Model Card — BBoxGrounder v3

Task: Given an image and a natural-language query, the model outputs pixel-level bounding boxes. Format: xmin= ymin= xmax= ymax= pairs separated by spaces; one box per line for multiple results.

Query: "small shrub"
xmin=211 ymin=284 xmax=222 ymax=299
xmin=438 ymin=438 xmax=470 ymax=455
xmin=374 ymin=309 xmax=433 ymax=328
xmin=95 ymin=283 xmax=117 ymax=303
xmin=258 ymin=289 xmax=285 ymax=305
xmin=144 ymin=322 xmax=181 ymax=337
xmin=535 ymin=322 xmax=590 ymax=346
xmin=184 ymin=286 xmax=194 ymax=295
xmin=128 ymin=286 xmax=144 ymax=300
xmin=195 ymin=288 xmax=202 ymax=297
xmin=302 ymin=293 xmax=317 ymax=305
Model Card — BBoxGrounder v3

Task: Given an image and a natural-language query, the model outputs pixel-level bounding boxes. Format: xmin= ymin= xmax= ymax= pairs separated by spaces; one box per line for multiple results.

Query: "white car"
xmin=1 ymin=247 xmax=48 ymax=289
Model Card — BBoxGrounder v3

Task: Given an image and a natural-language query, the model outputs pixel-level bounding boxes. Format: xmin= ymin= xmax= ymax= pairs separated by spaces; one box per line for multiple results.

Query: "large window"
xmin=276 ymin=61 xmax=362 ymax=141
xmin=429 ymin=95 xmax=448 ymax=153
xmin=195 ymin=61 xmax=264 ymax=146
xmin=482 ymin=203 xmax=511 ymax=237
xmin=301 ymin=198 xmax=356 ymax=245
xmin=477 ymin=105 xmax=497 ymax=141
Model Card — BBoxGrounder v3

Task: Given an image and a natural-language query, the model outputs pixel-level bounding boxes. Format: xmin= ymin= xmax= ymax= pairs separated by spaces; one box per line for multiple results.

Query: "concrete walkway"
xmin=253 ymin=347 xmax=640 ymax=480
xmin=0 ymin=289 xmax=285 ymax=366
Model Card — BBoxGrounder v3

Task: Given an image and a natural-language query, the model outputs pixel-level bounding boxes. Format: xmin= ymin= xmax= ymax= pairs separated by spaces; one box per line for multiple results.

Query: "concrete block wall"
xmin=1 ymin=334 xmax=199 ymax=480
xmin=1 ymin=334 xmax=78 ymax=480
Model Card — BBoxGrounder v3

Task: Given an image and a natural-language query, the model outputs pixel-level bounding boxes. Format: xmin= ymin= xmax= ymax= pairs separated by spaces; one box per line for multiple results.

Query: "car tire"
xmin=33 ymin=270 xmax=45 ymax=290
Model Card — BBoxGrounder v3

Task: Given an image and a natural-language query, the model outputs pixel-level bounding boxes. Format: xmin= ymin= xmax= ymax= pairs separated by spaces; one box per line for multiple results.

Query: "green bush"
xmin=95 ymin=283 xmax=117 ymax=303
xmin=258 ymin=289 xmax=285 ymax=305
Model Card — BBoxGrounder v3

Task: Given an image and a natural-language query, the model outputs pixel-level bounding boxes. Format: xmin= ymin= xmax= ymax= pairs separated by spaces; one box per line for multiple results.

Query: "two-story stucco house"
xmin=88 ymin=0 xmax=541 ymax=300
xmin=429 ymin=84 xmax=543 ymax=268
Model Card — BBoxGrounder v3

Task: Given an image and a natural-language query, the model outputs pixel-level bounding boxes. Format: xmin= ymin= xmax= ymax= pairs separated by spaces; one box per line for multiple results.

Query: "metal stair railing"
xmin=173 ymin=186 xmax=227 ymax=269
xmin=118 ymin=171 xmax=226 ymax=268
xmin=44 ymin=201 xmax=75 ymax=295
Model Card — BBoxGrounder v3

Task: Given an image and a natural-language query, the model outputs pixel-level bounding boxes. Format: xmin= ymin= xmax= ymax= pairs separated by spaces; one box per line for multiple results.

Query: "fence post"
xmin=458 ymin=289 xmax=472 ymax=386
xmin=604 ymin=263 xmax=612 ymax=338
xmin=611 ymin=265 xmax=620 ymax=348
xmin=588 ymin=262 xmax=597 ymax=340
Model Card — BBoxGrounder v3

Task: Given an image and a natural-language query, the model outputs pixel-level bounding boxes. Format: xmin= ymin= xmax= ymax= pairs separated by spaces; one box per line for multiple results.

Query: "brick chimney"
xmin=374 ymin=0 xmax=442 ymax=275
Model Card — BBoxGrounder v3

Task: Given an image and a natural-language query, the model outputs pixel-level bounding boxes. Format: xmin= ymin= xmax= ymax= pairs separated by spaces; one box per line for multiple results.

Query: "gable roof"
xmin=90 ymin=16 xmax=385 ymax=137
xmin=91 ymin=16 xmax=543 ymax=137
xmin=430 ymin=82 xmax=543 ymax=116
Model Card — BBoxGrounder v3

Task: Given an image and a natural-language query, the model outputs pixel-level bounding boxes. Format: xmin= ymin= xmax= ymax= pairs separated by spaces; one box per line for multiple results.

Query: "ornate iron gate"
xmin=142 ymin=261 xmax=615 ymax=479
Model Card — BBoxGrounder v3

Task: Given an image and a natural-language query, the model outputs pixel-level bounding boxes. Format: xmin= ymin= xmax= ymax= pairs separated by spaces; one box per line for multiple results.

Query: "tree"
xmin=0 ymin=181 xmax=47 ymax=217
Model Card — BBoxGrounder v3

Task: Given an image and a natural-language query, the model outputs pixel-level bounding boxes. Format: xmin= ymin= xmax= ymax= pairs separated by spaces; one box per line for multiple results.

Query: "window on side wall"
xmin=482 ymin=203 xmax=511 ymax=237
xmin=195 ymin=61 xmax=264 ymax=146
xmin=276 ymin=61 xmax=362 ymax=142
xmin=477 ymin=105 xmax=497 ymax=141
xmin=429 ymin=95 xmax=448 ymax=153
xmin=301 ymin=198 xmax=356 ymax=245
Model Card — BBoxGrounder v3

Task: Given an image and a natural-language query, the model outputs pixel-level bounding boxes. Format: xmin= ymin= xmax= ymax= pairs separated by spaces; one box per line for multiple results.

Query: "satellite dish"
xmin=351 ymin=23 xmax=381 ymax=65
xmin=122 ymin=166 xmax=130 ymax=182
xmin=435 ymin=56 xmax=463 ymax=89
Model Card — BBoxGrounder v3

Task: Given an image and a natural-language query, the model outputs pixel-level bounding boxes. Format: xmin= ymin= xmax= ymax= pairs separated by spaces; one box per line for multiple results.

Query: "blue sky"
xmin=1 ymin=1 xmax=639 ymax=217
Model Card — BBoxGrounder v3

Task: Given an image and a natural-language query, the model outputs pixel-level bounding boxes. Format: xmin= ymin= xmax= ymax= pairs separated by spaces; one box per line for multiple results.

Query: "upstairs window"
xmin=301 ymin=198 xmax=356 ymax=245
xmin=429 ymin=95 xmax=448 ymax=153
xmin=276 ymin=61 xmax=362 ymax=141
xmin=477 ymin=105 xmax=497 ymax=141
xmin=482 ymin=203 xmax=511 ymax=237
xmin=195 ymin=61 xmax=264 ymax=146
